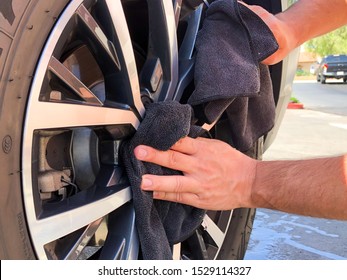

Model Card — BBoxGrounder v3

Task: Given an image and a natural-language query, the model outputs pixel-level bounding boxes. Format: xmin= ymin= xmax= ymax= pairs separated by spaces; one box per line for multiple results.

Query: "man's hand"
xmin=134 ymin=137 xmax=257 ymax=210
xmin=242 ymin=3 xmax=297 ymax=65
xmin=245 ymin=0 xmax=347 ymax=66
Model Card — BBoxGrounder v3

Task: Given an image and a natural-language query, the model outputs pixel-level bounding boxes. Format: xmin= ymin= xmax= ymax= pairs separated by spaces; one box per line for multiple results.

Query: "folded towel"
xmin=120 ymin=101 xmax=207 ymax=260
xmin=189 ymin=0 xmax=279 ymax=151
xmin=120 ymin=0 xmax=279 ymax=260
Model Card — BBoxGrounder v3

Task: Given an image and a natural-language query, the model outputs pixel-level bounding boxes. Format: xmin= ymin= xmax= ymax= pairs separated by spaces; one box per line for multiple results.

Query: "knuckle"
xmin=194 ymin=193 xmax=207 ymax=209
xmin=189 ymin=138 xmax=199 ymax=154
xmin=175 ymin=192 xmax=183 ymax=204
xmin=175 ymin=138 xmax=184 ymax=147
xmin=173 ymin=176 xmax=183 ymax=193
xmin=172 ymin=177 xmax=185 ymax=204
xmin=168 ymin=150 xmax=180 ymax=166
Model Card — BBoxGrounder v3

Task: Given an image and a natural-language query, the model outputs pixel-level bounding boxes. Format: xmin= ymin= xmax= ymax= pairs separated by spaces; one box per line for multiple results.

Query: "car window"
xmin=325 ymin=56 xmax=347 ymax=63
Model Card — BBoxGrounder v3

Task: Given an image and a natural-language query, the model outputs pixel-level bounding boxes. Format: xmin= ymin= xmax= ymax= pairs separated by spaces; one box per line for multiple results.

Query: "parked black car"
xmin=316 ymin=54 xmax=347 ymax=84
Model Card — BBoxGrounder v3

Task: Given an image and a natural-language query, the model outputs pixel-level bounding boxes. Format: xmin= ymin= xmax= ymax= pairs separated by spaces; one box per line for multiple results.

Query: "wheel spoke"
xmin=173 ymin=0 xmax=183 ymax=27
xmin=173 ymin=5 xmax=203 ymax=101
xmin=100 ymin=203 xmax=139 ymax=260
xmin=147 ymin=0 xmax=178 ymax=101
xmin=64 ymin=217 xmax=104 ymax=260
xmin=100 ymin=0 xmax=144 ymax=118
xmin=76 ymin=4 xmax=121 ymax=72
xmin=48 ymin=56 xmax=103 ymax=106
xmin=178 ymin=5 xmax=203 ymax=60
xmin=26 ymin=101 xmax=140 ymax=130
xmin=202 ymin=215 xmax=225 ymax=248
xmin=30 ymin=187 xmax=131 ymax=259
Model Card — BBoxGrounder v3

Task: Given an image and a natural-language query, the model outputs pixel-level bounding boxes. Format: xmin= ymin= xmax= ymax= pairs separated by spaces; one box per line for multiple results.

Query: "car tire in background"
xmin=0 ymin=0 xmax=288 ymax=259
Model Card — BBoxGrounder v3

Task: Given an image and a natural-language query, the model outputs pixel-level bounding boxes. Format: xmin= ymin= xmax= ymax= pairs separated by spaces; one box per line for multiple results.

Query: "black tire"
xmin=343 ymin=78 xmax=347 ymax=83
xmin=321 ymin=75 xmax=326 ymax=84
xmin=1 ymin=0 xmax=71 ymax=259
xmin=1 ymin=0 xmax=270 ymax=260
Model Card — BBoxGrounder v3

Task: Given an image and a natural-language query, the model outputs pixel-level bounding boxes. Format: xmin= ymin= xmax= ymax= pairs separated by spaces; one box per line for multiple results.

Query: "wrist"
xmin=259 ymin=10 xmax=300 ymax=64
xmin=275 ymin=12 xmax=302 ymax=51
xmin=240 ymin=157 xmax=258 ymax=209
xmin=249 ymin=160 xmax=277 ymax=210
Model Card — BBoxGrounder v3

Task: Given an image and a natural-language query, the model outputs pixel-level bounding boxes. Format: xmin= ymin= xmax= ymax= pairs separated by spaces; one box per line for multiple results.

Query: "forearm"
xmin=251 ymin=155 xmax=347 ymax=220
xmin=278 ymin=0 xmax=347 ymax=48
xmin=248 ymin=0 xmax=347 ymax=64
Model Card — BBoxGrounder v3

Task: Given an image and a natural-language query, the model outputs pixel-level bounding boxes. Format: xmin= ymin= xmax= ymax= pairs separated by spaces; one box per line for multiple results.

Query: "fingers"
xmin=141 ymin=174 xmax=200 ymax=194
xmin=140 ymin=174 xmax=203 ymax=208
xmin=134 ymin=140 xmax=199 ymax=173
xmin=153 ymin=191 xmax=201 ymax=209
xmin=170 ymin=137 xmax=199 ymax=155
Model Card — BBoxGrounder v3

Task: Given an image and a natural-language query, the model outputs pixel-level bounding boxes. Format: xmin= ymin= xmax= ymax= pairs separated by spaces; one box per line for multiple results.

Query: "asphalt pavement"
xmin=244 ymin=79 xmax=347 ymax=260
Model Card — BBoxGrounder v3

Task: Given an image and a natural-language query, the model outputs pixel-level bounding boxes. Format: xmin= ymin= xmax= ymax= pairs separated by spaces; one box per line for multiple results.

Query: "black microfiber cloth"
xmin=120 ymin=101 xmax=206 ymax=260
xmin=188 ymin=0 xmax=279 ymax=151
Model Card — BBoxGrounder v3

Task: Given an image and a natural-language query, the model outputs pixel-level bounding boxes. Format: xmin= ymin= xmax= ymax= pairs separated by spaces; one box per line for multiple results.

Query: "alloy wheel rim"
xmin=22 ymin=0 xmax=232 ymax=260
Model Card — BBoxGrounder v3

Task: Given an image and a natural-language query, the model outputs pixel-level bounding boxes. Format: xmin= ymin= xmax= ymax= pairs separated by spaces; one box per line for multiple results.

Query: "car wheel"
xmin=343 ymin=78 xmax=347 ymax=83
xmin=321 ymin=75 xmax=326 ymax=84
xmin=0 ymin=0 xmax=264 ymax=260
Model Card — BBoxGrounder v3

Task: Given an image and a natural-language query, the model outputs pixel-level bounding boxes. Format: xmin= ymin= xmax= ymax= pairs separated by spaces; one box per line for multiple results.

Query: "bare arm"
xmin=134 ymin=138 xmax=347 ymax=220
xmin=246 ymin=0 xmax=347 ymax=64
xmin=252 ymin=156 xmax=347 ymax=220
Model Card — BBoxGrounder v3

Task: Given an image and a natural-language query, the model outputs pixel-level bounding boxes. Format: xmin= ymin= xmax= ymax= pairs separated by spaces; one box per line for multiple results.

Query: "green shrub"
xmin=290 ymin=96 xmax=300 ymax=103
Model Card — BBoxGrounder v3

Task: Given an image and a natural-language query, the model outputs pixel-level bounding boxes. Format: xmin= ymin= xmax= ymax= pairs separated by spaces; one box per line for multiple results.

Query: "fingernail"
xmin=141 ymin=177 xmax=153 ymax=189
xmin=135 ymin=147 xmax=148 ymax=159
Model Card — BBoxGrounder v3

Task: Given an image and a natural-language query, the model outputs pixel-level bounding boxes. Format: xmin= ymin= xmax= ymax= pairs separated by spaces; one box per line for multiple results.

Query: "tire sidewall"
xmin=0 ymin=0 xmax=69 ymax=259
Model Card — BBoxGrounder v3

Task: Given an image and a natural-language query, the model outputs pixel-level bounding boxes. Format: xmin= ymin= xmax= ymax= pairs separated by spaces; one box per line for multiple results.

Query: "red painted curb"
xmin=287 ymin=102 xmax=304 ymax=109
